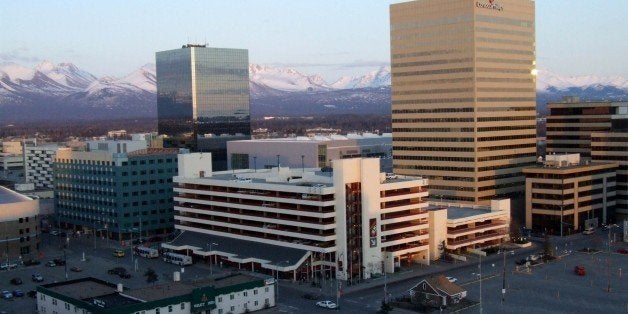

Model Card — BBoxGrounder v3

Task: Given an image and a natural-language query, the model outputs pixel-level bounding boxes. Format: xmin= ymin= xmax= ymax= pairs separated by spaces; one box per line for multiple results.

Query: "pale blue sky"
xmin=1 ymin=0 xmax=627 ymax=82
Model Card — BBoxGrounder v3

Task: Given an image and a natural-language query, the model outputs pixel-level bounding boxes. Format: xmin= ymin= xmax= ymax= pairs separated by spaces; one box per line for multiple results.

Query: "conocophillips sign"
xmin=476 ymin=0 xmax=503 ymax=11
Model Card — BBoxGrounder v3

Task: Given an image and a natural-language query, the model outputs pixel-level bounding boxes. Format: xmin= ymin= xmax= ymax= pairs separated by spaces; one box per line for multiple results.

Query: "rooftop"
xmin=0 ymin=186 xmax=31 ymax=204
xmin=165 ymin=230 xmax=308 ymax=269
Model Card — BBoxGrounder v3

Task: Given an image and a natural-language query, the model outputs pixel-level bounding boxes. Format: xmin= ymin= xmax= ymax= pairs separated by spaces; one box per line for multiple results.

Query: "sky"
xmin=1 ymin=0 xmax=627 ymax=82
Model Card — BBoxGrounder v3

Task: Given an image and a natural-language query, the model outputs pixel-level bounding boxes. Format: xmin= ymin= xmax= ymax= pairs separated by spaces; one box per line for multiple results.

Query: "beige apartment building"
xmin=390 ymin=0 xmax=537 ymax=206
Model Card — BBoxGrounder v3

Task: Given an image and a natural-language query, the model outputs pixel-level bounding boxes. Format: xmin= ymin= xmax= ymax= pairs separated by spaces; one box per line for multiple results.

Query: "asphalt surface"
xmin=0 ymin=229 xmax=625 ymax=313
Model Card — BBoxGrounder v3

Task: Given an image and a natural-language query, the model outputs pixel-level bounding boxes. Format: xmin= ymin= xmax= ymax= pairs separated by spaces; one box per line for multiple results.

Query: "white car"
xmin=446 ymin=276 xmax=458 ymax=283
xmin=316 ymin=300 xmax=338 ymax=309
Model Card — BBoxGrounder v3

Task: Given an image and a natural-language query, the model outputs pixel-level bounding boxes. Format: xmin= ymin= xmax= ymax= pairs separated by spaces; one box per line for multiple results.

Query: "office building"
xmin=546 ymin=97 xmax=627 ymax=157
xmin=165 ymin=155 xmax=430 ymax=283
xmin=0 ymin=186 xmax=40 ymax=259
xmin=428 ymin=199 xmax=510 ymax=260
xmin=156 ymin=44 xmax=251 ymax=170
xmin=24 ymin=144 xmax=58 ymax=190
xmin=523 ymin=154 xmax=617 ymax=234
xmin=54 ymin=146 xmax=179 ymax=240
xmin=591 ymin=132 xmax=628 ymax=221
xmin=36 ymin=274 xmax=275 ymax=314
xmin=227 ymin=133 xmax=392 ymax=172
xmin=390 ymin=0 xmax=537 ymax=205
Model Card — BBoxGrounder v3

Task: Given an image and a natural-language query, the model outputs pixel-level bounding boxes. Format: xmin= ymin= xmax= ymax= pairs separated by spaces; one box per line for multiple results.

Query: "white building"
xmin=165 ymin=154 xmax=430 ymax=282
xmin=86 ymin=139 xmax=147 ymax=154
xmin=226 ymin=133 xmax=392 ymax=172
xmin=24 ymin=144 xmax=58 ymax=189
xmin=36 ymin=274 xmax=274 ymax=314
xmin=428 ymin=200 xmax=511 ymax=260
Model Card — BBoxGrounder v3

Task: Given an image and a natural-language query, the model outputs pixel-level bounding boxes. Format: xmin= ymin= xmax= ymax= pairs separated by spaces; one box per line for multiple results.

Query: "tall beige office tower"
xmin=390 ymin=0 xmax=537 ymax=206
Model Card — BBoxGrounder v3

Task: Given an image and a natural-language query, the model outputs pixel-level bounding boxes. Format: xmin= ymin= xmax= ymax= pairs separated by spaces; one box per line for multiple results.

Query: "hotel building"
xmin=166 ymin=155 xmax=430 ymax=282
xmin=24 ymin=144 xmax=58 ymax=190
xmin=156 ymin=44 xmax=251 ymax=171
xmin=390 ymin=0 xmax=537 ymax=205
xmin=523 ymin=154 xmax=617 ymax=234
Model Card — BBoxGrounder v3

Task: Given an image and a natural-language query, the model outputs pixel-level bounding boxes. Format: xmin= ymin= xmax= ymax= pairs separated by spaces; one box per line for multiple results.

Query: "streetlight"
xmin=301 ymin=155 xmax=305 ymax=172
xmin=207 ymin=242 xmax=218 ymax=277
xmin=276 ymin=155 xmax=280 ymax=171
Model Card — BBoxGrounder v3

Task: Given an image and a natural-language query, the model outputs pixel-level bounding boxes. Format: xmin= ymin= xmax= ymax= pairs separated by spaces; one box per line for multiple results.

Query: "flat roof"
xmin=42 ymin=278 xmax=120 ymax=301
xmin=166 ymin=231 xmax=308 ymax=268
xmin=125 ymin=273 xmax=261 ymax=301
xmin=428 ymin=204 xmax=493 ymax=220
xmin=0 ymin=186 xmax=31 ymax=204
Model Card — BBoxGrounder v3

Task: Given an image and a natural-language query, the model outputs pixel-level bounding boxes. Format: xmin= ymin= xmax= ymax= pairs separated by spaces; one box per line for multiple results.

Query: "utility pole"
xmin=479 ymin=253 xmax=483 ymax=314
xmin=502 ymin=248 xmax=506 ymax=303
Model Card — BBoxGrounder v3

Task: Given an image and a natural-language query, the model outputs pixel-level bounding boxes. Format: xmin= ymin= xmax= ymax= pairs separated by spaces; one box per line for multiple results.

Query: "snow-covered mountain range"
xmin=0 ymin=61 xmax=626 ymax=122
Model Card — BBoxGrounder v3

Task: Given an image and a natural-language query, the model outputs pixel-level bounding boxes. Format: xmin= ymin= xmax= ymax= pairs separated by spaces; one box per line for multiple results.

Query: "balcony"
xmin=447 ymin=231 xmax=508 ymax=249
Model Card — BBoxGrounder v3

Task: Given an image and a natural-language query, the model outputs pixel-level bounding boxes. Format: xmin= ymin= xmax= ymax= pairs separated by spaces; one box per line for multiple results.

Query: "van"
xmin=113 ymin=249 xmax=125 ymax=257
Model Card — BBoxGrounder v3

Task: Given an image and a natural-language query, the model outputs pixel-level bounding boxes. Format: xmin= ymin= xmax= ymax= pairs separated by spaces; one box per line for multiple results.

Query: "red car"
xmin=617 ymin=248 xmax=628 ymax=254
xmin=574 ymin=266 xmax=586 ymax=276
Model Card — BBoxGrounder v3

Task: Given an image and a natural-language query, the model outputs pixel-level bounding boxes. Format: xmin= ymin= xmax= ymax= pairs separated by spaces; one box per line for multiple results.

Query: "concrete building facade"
xmin=24 ymin=144 xmax=58 ymax=190
xmin=428 ymin=199 xmax=510 ymax=260
xmin=227 ymin=133 xmax=392 ymax=172
xmin=390 ymin=0 xmax=537 ymax=205
xmin=0 ymin=186 xmax=40 ymax=259
xmin=166 ymin=155 xmax=430 ymax=283
xmin=523 ymin=154 xmax=617 ymax=234
xmin=54 ymin=147 xmax=179 ymax=240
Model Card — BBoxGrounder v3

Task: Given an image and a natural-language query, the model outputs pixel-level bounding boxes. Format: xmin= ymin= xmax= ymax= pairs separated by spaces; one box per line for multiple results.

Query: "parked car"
xmin=27 ymin=290 xmax=37 ymax=298
xmin=113 ymin=249 xmax=125 ymax=257
xmin=12 ymin=289 xmax=24 ymax=297
xmin=316 ymin=300 xmax=338 ymax=309
xmin=53 ymin=258 xmax=66 ymax=266
xmin=45 ymin=261 xmax=56 ymax=267
xmin=50 ymin=230 xmax=59 ymax=236
xmin=0 ymin=262 xmax=18 ymax=270
xmin=70 ymin=266 xmax=83 ymax=272
xmin=617 ymin=248 xmax=628 ymax=254
xmin=10 ymin=277 xmax=22 ymax=285
xmin=574 ymin=265 xmax=586 ymax=276
xmin=446 ymin=276 xmax=458 ymax=283
xmin=32 ymin=274 xmax=44 ymax=282
xmin=1 ymin=290 xmax=12 ymax=299
xmin=23 ymin=259 xmax=41 ymax=266
xmin=515 ymin=259 xmax=528 ymax=265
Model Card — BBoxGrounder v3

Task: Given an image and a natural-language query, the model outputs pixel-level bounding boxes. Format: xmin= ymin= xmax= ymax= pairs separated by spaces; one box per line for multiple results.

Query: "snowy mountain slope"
xmin=331 ymin=67 xmax=391 ymax=89
xmin=537 ymin=69 xmax=628 ymax=91
xmin=1 ymin=60 xmax=627 ymax=122
xmin=248 ymin=64 xmax=333 ymax=92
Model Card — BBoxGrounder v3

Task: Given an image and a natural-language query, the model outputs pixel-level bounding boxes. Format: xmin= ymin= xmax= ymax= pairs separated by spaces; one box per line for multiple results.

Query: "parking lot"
xmin=0 ymin=232 xmax=234 ymax=314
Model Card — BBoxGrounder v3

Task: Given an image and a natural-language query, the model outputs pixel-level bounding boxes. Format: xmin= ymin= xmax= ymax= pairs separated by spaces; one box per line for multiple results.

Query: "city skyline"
xmin=1 ymin=1 xmax=627 ymax=82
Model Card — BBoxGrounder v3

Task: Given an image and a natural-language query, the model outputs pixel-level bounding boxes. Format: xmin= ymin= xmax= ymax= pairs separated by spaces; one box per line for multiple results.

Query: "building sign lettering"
xmin=476 ymin=0 xmax=503 ymax=11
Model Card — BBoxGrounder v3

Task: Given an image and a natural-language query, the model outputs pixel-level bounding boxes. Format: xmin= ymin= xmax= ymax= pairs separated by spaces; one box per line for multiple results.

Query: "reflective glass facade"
xmin=156 ymin=45 xmax=250 ymax=170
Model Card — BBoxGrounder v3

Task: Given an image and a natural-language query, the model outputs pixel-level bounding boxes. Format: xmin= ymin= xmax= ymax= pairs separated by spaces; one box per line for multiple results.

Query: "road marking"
xmin=344 ymin=299 xmax=359 ymax=304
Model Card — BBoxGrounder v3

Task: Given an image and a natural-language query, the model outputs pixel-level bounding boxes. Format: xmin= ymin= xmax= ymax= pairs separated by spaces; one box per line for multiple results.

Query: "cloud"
xmin=0 ymin=47 xmax=43 ymax=63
